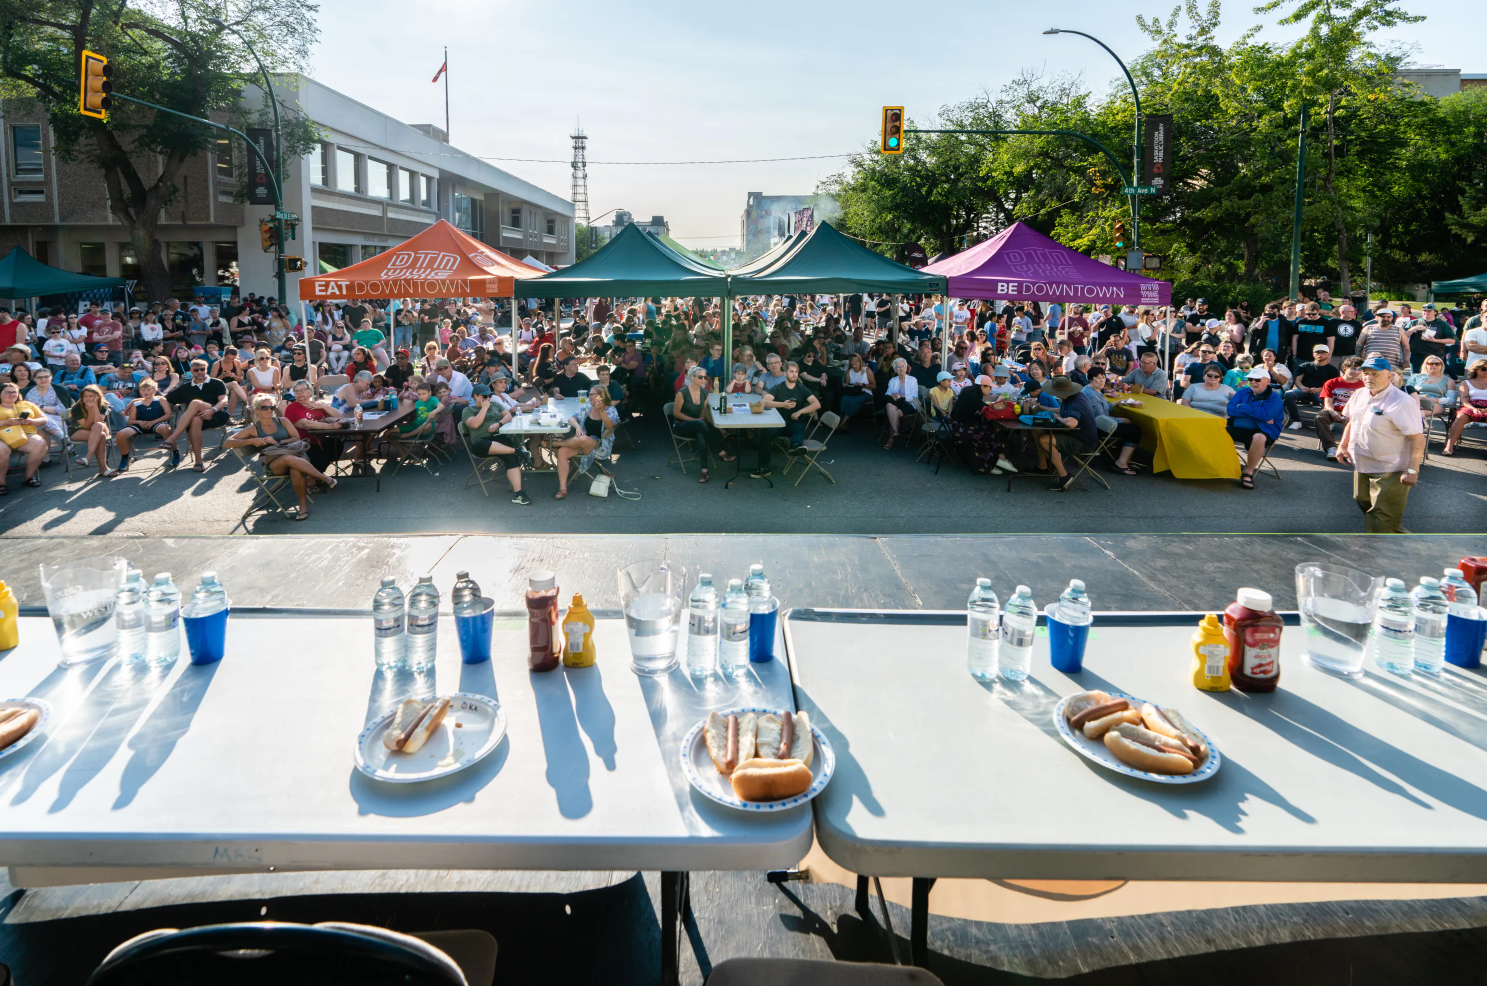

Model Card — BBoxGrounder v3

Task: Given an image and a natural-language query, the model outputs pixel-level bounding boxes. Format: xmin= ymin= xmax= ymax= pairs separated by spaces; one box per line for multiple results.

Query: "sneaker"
xmin=991 ymin=467 xmax=1004 ymax=476
xmin=117 ymin=456 xmax=130 ymax=472
xmin=1325 ymin=447 xmax=1337 ymax=459
xmin=1288 ymin=421 xmax=1304 ymax=431
xmin=168 ymin=444 xmax=181 ymax=468
xmin=517 ymin=446 xmax=534 ymax=468
xmin=788 ymin=444 xmax=807 ymax=454
xmin=1049 ymin=474 xmax=1073 ymax=492
xmin=511 ymin=490 xmax=533 ymax=506
xmin=996 ymin=457 xmax=1018 ymax=473
xmin=750 ymin=469 xmax=772 ymax=479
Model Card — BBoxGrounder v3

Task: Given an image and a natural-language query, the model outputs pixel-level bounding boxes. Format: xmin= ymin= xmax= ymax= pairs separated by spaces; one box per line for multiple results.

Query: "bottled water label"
xmin=1199 ymin=643 xmax=1227 ymax=679
xmin=689 ymin=612 xmax=718 ymax=637
xmin=969 ymin=613 xmax=998 ymax=642
xmin=149 ymin=610 xmax=179 ymax=632
xmin=374 ymin=615 xmax=404 ymax=639
xmin=407 ymin=613 xmax=437 ymax=635
xmin=1000 ymin=622 xmax=1035 ymax=649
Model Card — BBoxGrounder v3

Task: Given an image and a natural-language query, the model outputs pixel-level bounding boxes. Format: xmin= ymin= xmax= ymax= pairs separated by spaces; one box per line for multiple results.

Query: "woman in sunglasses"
xmin=1178 ymin=366 xmax=1236 ymax=417
xmin=148 ymin=355 xmax=179 ymax=396
xmin=246 ymin=347 xmax=281 ymax=397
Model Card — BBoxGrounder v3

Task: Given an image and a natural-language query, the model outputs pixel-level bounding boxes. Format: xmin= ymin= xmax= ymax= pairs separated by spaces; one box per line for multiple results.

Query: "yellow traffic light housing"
xmin=259 ymin=219 xmax=277 ymax=252
xmin=80 ymin=50 xmax=113 ymax=119
xmin=1113 ymin=220 xmax=1128 ymax=249
xmin=880 ymin=106 xmax=904 ymax=154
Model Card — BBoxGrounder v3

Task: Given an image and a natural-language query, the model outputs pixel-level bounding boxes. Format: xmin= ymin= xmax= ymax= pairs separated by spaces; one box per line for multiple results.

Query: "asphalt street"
xmin=0 ymin=406 xmax=1483 ymax=536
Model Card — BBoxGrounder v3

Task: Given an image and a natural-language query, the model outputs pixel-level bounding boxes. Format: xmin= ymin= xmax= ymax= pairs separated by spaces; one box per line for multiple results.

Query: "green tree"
xmin=574 ymin=223 xmax=595 ymax=263
xmin=0 ymin=0 xmax=319 ymax=300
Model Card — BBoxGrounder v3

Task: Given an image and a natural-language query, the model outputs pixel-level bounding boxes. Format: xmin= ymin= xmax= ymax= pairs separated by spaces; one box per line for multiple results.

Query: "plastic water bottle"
xmin=1411 ymin=577 xmax=1449 ymax=674
xmin=686 ymin=573 xmax=720 ymax=679
xmin=451 ymin=571 xmax=482 ymax=617
xmin=718 ymin=579 xmax=751 ymax=678
xmin=1442 ymin=568 xmax=1479 ymax=616
xmin=1372 ymin=577 xmax=1415 ymax=675
xmin=189 ymin=572 xmax=227 ymax=616
xmin=744 ymin=563 xmax=767 ymax=601
xmin=1056 ymin=579 xmax=1092 ymax=626
xmin=372 ymin=577 xmax=407 ymax=668
xmin=144 ymin=573 xmax=181 ymax=664
xmin=115 ymin=565 xmax=149 ymax=662
xmin=966 ymin=579 xmax=1001 ymax=681
xmin=999 ymin=585 xmax=1038 ymax=681
xmin=406 ymin=574 xmax=440 ymax=670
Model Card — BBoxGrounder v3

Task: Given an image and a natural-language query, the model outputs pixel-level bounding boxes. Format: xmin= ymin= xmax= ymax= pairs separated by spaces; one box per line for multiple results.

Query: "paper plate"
xmin=0 ymin=698 xmax=51 ymax=763
xmin=1053 ymin=692 xmax=1221 ymax=785
xmin=355 ymin=693 xmax=506 ymax=784
xmin=680 ymin=707 xmax=835 ymax=812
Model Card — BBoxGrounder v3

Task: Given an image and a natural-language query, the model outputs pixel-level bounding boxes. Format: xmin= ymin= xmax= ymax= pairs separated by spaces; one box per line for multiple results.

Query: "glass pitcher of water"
xmin=39 ymin=555 xmax=128 ymax=667
xmin=1296 ymin=562 xmax=1384 ymax=678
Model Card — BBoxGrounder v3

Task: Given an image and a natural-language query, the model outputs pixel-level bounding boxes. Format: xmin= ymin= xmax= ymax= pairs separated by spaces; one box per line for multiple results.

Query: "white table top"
xmin=0 ymin=614 xmax=809 ymax=886
xmin=501 ymin=397 xmax=583 ymax=436
xmin=710 ymin=395 xmax=786 ymax=430
xmin=785 ymin=608 xmax=1487 ymax=883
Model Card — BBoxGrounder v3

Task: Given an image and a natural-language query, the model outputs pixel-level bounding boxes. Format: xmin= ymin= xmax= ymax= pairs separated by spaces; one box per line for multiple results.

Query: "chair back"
xmin=817 ymin=411 xmax=841 ymax=436
xmin=87 ymin=921 xmax=467 ymax=986
xmin=318 ymin=373 xmax=349 ymax=395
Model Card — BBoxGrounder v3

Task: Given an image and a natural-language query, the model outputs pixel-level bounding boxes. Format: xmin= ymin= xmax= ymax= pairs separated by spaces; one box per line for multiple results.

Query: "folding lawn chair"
xmin=783 ymin=411 xmax=840 ymax=485
xmin=663 ymin=402 xmax=700 ymax=475
xmin=1234 ymin=439 xmax=1281 ymax=480
xmin=229 ymin=445 xmax=304 ymax=524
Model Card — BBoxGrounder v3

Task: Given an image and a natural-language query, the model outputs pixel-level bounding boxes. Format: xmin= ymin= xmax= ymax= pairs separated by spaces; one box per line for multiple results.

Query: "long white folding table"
xmin=707 ymin=394 xmax=786 ymax=488
xmin=783 ymin=607 xmax=1487 ymax=967
xmin=0 ymin=613 xmax=808 ymax=984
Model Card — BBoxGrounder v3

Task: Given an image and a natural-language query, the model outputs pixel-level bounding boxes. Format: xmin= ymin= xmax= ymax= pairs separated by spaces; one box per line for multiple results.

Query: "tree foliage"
xmin=0 ymin=0 xmax=320 ymax=299
xmin=820 ymin=0 xmax=1486 ymax=300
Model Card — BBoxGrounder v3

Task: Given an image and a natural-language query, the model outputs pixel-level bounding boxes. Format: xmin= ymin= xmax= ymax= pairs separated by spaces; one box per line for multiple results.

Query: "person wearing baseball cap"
xmin=1284 ymin=343 xmax=1341 ymax=430
xmin=1406 ymin=301 xmax=1455 ymax=373
xmin=1357 ymin=308 xmax=1407 ymax=372
xmin=1227 ymin=366 xmax=1284 ymax=488
xmin=1337 ymin=355 xmax=1424 ymax=532
xmin=948 ymin=371 xmax=1016 ymax=475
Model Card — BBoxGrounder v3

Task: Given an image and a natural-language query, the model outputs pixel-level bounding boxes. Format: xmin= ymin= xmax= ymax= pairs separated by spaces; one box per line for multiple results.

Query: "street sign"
xmin=275 ymin=211 xmax=299 ymax=221
xmin=1121 ymin=185 xmax=1159 ymax=196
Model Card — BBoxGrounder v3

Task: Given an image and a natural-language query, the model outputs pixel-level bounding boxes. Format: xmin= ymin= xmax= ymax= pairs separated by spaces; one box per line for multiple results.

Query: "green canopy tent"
xmin=0 ymin=246 xmax=126 ymax=299
xmin=658 ymin=234 xmax=723 ymax=270
xmin=519 ymin=223 xmax=727 ymax=299
xmin=729 ymin=231 xmax=803 ymax=277
xmin=1431 ymin=272 xmax=1487 ymax=297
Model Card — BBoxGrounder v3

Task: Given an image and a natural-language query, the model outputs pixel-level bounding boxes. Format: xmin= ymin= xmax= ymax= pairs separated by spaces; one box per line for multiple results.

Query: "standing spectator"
xmin=1064 ymin=304 xmax=1090 ymax=354
xmin=1284 ymin=345 xmax=1341 ymax=429
xmin=1327 ymin=302 xmax=1363 ymax=365
xmin=1337 ymin=356 xmax=1424 ymax=533
xmin=1245 ymin=303 xmax=1293 ymax=365
xmin=1315 ymin=357 xmax=1367 ymax=458
xmin=1357 ymin=309 xmax=1408 ymax=371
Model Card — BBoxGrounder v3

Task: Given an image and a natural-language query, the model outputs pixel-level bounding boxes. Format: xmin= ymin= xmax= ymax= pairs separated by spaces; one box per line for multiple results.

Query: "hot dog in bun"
xmin=383 ymin=697 xmax=451 ymax=754
xmin=1140 ymin=704 xmax=1208 ymax=759
xmin=1103 ymin=722 xmax=1203 ymax=775
xmin=0 ymin=706 xmax=38 ymax=752
xmin=704 ymin=712 xmax=756 ymax=774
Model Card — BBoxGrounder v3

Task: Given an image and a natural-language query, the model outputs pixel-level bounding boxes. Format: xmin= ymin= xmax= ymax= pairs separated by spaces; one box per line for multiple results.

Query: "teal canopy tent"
xmin=518 ymin=223 xmax=727 ymax=299
xmin=1431 ymin=272 xmax=1487 ymax=296
xmin=729 ymin=222 xmax=947 ymax=295
xmin=0 ymin=247 xmax=126 ymax=297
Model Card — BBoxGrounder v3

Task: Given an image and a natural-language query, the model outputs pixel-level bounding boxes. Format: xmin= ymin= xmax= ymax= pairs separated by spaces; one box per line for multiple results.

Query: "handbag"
xmin=981 ymin=400 xmax=1017 ymax=421
xmin=588 ymin=474 xmax=612 ymax=498
xmin=259 ymin=439 xmax=310 ymax=461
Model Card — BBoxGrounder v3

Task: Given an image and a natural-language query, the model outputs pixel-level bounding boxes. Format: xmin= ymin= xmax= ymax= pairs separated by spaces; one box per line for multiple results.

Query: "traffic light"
xmin=79 ymin=50 xmax=113 ymax=119
xmin=880 ymin=106 xmax=904 ymax=154
xmin=259 ymin=219 xmax=277 ymax=252
xmin=1113 ymin=219 xmax=1128 ymax=249
xmin=282 ymin=256 xmax=306 ymax=273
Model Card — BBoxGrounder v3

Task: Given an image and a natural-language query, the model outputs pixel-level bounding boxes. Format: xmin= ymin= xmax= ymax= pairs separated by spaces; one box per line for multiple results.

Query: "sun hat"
xmin=1046 ymin=375 xmax=1082 ymax=398
xmin=991 ymin=364 xmax=1011 ymax=377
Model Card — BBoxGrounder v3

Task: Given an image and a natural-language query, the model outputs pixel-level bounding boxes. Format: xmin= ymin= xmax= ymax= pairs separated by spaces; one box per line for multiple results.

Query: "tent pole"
xmin=721 ymin=279 xmax=733 ymax=390
xmin=891 ymin=295 xmax=901 ymax=349
xmin=940 ymin=294 xmax=951 ymax=369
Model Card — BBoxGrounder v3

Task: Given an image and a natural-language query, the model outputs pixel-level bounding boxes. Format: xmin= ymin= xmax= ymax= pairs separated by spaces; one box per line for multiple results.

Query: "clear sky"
xmin=308 ymin=0 xmax=1474 ymax=248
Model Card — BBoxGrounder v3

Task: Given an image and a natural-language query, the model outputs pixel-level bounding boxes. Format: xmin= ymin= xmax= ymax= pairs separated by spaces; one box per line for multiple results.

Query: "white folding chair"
xmin=663 ymin=402 xmax=700 ymax=475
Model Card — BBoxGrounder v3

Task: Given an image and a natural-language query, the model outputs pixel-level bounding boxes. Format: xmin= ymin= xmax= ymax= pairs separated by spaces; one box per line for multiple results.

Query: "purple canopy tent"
xmin=923 ymin=222 xmax=1174 ymax=371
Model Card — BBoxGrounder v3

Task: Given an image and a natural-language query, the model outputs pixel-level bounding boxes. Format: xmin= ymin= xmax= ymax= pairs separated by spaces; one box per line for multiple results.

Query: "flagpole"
xmin=443 ymin=46 xmax=449 ymax=141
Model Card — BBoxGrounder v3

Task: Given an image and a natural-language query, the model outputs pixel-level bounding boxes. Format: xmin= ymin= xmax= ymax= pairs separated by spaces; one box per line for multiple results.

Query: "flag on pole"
xmin=432 ymin=60 xmax=447 ymax=83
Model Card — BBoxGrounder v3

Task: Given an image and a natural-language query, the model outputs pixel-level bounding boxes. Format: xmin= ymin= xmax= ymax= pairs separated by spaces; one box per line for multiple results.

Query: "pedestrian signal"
xmin=881 ymin=106 xmax=904 ymax=154
xmin=282 ymin=256 xmax=306 ymax=273
xmin=80 ymin=51 xmax=113 ymax=119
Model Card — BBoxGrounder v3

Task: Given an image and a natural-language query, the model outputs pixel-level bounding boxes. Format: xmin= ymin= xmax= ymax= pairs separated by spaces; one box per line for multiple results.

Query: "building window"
xmin=166 ymin=242 xmax=205 ymax=299
xmin=215 ymin=241 xmax=239 ymax=286
xmin=79 ymin=242 xmax=107 ymax=276
xmin=398 ymin=169 xmax=412 ymax=204
xmin=11 ymin=125 xmax=42 ymax=177
xmin=369 ymin=159 xmax=393 ymax=199
xmin=34 ymin=242 xmax=50 ymax=266
xmin=313 ymin=144 xmax=328 ymax=186
xmin=335 ymin=148 xmax=360 ymax=194
xmin=529 ymin=210 xmax=539 ymax=233
xmin=546 ymin=217 xmax=556 ymax=236
xmin=214 ymin=136 xmax=234 ymax=180
xmin=118 ymin=244 xmax=139 ymax=280
xmin=420 ymin=175 xmax=434 ymax=209
xmin=318 ymin=242 xmax=352 ymax=271
xmin=362 ymin=244 xmax=386 ymax=261
xmin=509 ymin=207 xmax=520 ymax=229
xmin=453 ymin=192 xmax=484 ymax=238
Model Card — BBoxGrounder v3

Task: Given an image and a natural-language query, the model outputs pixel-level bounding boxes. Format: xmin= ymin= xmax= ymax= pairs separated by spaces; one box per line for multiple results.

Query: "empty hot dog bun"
xmin=787 ymin=710 xmax=813 ymax=768
xmin=755 ymin=714 xmax=782 ymax=762
xmin=1140 ymin=704 xmax=1209 ymax=759
xmin=1104 ymin=722 xmax=1201 ymax=775
xmin=1081 ymin=707 xmax=1142 ymax=740
xmin=730 ymin=758 xmax=813 ymax=802
xmin=0 ymin=707 xmax=38 ymax=752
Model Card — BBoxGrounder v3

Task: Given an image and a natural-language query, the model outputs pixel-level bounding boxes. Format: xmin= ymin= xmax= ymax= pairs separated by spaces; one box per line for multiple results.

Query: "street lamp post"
xmin=209 ymin=17 xmax=286 ymax=307
xmin=1044 ymin=28 xmax=1143 ymax=254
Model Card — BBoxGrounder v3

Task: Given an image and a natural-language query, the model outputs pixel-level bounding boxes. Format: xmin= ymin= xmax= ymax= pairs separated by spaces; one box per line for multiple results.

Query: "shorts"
xmin=1457 ymin=403 xmax=1487 ymax=423
xmin=1052 ymin=432 xmax=1088 ymax=459
xmin=472 ymin=438 xmax=519 ymax=469
xmin=204 ymin=410 xmax=231 ymax=429
xmin=1227 ymin=424 xmax=1275 ymax=448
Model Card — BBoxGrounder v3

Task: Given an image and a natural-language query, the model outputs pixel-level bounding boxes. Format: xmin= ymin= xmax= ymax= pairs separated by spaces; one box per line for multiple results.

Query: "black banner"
xmin=246 ymin=128 xmax=275 ymax=206
xmin=1143 ymin=114 xmax=1173 ymax=196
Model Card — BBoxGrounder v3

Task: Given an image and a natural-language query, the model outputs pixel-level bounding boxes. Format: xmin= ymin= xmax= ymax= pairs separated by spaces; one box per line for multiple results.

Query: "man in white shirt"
xmin=434 ymin=359 xmax=473 ymax=406
xmin=1337 ymin=356 xmax=1424 ymax=533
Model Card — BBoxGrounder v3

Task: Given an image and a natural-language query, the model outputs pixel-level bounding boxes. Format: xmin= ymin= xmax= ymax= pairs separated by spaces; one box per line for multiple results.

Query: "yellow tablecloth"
xmin=1112 ymin=395 xmax=1241 ymax=480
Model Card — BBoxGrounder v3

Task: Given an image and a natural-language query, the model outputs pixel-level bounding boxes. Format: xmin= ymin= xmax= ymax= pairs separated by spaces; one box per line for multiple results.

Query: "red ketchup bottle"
xmin=526 ymin=571 xmax=561 ymax=672
xmin=1224 ymin=587 xmax=1282 ymax=693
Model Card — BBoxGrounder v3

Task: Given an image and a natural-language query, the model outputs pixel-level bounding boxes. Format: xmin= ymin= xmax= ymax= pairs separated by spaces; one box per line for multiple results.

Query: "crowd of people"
xmin=0 ymin=285 xmax=1477 ymax=529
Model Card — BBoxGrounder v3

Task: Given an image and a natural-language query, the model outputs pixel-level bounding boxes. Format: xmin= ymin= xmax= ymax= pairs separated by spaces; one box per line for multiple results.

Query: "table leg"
xmin=855 ymin=874 xmax=870 ymax=916
xmin=661 ymin=870 xmax=691 ymax=986
xmin=910 ymin=876 xmax=935 ymax=967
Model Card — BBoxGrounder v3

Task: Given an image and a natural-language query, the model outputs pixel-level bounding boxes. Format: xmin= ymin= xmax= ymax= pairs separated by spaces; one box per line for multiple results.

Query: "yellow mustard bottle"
xmin=1191 ymin=613 xmax=1231 ymax=691
xmin=0 ymin=580 xmax=18 ymax=651
xmin=561 ymin=593 xmax=596 ymax=668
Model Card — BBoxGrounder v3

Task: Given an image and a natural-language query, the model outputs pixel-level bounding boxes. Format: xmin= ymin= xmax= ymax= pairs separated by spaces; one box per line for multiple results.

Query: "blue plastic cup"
xmin=455 ymin=597 xmax=495 ymax=665
xmin=182 ymin=605 xmax=229 ymax=665
xmin=1045 ymin=603 xmax=1090 ymax=674
xmin=749 ymin=598 xmax=779 ymax=663
xmin=1444 ymin=607 xmax=1487 ymax=670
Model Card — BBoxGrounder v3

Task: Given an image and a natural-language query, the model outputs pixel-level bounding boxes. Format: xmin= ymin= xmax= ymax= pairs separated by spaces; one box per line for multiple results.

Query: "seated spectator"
xmin=987 ymin=363 xmax=1019 ymax=399
xmin=1284 ymin=344 xmax=1341 ymax=428
xmin=1317 ymin=357 xmax=1367 ymax=459
xmin=24 ymin=368 xmax=68 ymax=441
xmin=1066 ymin=354 xmax=1092 ymax=387
xmin=162 ymin=359 xmax=231 ymax=471
xmin=726 ymin=364 xmax=752 ymax=395
xmin=753 ymin=360 xmax=820 ymax=479
xmin=908 ymin=342 xmax=941 ymax=391
xmin=1223 ymin=354 xmax=1256 ymax=391
xmin=114 ymin=377 xmax=173 ymax=471
xmin=66 ymin=384 xmax=117 ymax=478
xmin=226 ymin=394 xmax=335 ymax=521
xmin=56 ymin=352 xmax=96 ymax=402
xmin=1258 ymin=348 xmax=1292 ymax=390
xmin=1178 ymin=365 xmax=1234 ymax=416
xmin=753 ymin=352 xmax=787 ymax=395
xmin=927 ymin=371 xmax=956 ymax=418
xmin=1443 ymin=361 xmax=1487 ymax=456
xmin=283 ymin=379 xmax=345 ymax=479
xmin=1121 ymin=351 xmax=1168 ymax=397
xmin=461 ymin=384 xmax=533 ymax=505
xmin=1227 ymin=367 xmax=1284 ymax=489
xmin=282 ymin=345 xmax=318 ymax=395
xmin=1035 ymin=375 xmax=1097 ymax=492
xmin=949 ymin=363 xmax=974 ymax=395
xmin=882 ymin=357 xmax=919 ymax=450
xmin=949 ymin=374 xmax=1016 ymax=475
xmin=554 ymin=385 xmax=620 ymax=498
xmin=0 ymin=381 xmax=48 ymax=492
xmin=333 ymin=371 xmax=377 ymax=412
xmin=551 ymin=356 xmax=593 ymax=398
xmin=1080 ymin=367 xmax=1145 ymax=475
xmin=1179 ymin=343 xmax=1225 ymax=395
xmin=345 ymin=346 xmax=378 ymax=381
xmin=838 ymin=353 xmax=875 ymax=427
xmin=398 ymin=381 xmax=441 ymax=436
xmin=1409 ymin=355 xmax=1454 ymax=422
xmin=672 ymin=366 xmax=733 ymax=483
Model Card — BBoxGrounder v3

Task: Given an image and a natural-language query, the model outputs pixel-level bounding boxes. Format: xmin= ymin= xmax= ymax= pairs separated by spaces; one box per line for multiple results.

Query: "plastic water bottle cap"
xmin=1068 ymin=579 xmax=1085 ymax=592
xmin=700 ymin=573 xmax=712 ymax=582
xmin=976 ymin=578 xmax=992 ymax=588
xmin=155 ymin=572 xmax=171 ymax=583
xmin=456 ymin=570 xmax=470 ymax=581
xmin=1015 ymin=585 xmax=1031 ymax=596
xmin=1420 ymin=576 xmax=1440 ymax=587
xmin=1385 ymin=578 xmax=1406 ymax=589
xmin=381 ymin=576 xmax=396 ymax=587
xmin=200 ymin=570 xmax=217 ymax=582
xmin=1445 ymin=568 xmax=1464 ymax=578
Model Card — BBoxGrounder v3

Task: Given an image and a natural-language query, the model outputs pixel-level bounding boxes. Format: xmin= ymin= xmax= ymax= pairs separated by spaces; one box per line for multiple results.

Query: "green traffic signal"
xmin=888 ymin=137 xmax=899 ymax=149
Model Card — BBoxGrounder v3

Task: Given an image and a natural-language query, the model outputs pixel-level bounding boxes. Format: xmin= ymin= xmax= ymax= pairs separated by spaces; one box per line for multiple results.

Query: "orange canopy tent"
xmin=299 ymin=220 xmax=544 ymax=301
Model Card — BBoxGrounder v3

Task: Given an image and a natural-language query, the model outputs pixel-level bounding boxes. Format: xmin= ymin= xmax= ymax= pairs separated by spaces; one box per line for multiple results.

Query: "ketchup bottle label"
xmin=1242 ymin=626 xmax=1281 ymax=679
